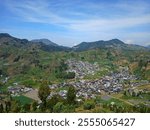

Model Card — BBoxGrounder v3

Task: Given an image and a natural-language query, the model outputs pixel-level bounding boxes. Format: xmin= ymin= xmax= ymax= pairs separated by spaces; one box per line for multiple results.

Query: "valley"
xmin=0 ymin=33 xmax=150 ymax=113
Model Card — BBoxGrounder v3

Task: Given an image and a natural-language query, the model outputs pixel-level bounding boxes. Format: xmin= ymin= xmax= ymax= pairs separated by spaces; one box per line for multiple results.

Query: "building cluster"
xmin=8 ymin=86 xmax=33 ymax=97
xmin=66 ymin=59 xmax=99 ymax=78
xmin=49 ymin=67 xmax=149 ymax=100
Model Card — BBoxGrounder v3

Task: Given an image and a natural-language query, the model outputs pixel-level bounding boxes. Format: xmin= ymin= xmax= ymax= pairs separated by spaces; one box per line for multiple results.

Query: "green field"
xmin=13 ymin=95 xmax=33 ymax=105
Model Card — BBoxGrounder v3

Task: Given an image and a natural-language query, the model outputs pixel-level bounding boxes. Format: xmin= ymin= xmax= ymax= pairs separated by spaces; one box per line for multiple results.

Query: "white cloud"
xmin=5 ymin=0 xmax=150 ymax=29
xmin=122 ymin=32 xmax=150 ymax=46
xmin=67 ymin=14 xmax=150 ymax=32
xmin=2 ymin=0 xmax=150 ymax=46
xmin=124 ymin=39 xmax=134 ymax=44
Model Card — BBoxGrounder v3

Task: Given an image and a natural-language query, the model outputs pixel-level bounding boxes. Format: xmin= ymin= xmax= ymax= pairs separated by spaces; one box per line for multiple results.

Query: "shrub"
xmin=83 ymin=100 xmax=95 ymax=110
xmin=53 ymin=102 xmax=64 ymax=113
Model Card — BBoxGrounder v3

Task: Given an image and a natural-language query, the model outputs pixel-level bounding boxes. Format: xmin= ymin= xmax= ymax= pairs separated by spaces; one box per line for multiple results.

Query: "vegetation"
xmin=67 ymin=86 xmax=76 ymax=105
xmin=13 ymin=95 xmax=33 ymax=105
xmin=0 ymin=33 xmax=150 ymax=113
xmin=38 ymin=82 xmax=50 ymax=109
xmin=83 ymin=100 xmax=95 ymax=110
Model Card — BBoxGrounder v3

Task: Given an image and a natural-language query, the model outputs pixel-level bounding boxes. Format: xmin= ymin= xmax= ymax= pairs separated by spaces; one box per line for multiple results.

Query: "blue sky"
xmin=0 ymin=0 xmax=150 ymax=47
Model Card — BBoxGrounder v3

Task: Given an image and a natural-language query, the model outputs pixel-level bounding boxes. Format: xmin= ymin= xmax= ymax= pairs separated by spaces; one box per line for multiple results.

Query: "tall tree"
xmin=31 ymin=101 xmax=38 ymax=112
xmin=38 ymin=82 xmax=50 ymax=108
xmin=0 ymin=104 xmax=4 ymax=113
xmin=5 ymin=101 xmax=11 ymax=112
xmin=11 ymin=100 xmax=21 ymax=112
xmin=47 ymin=94 xmax=63 ymax=112
xmin=67 ymin=86 xmax=76 ymax=105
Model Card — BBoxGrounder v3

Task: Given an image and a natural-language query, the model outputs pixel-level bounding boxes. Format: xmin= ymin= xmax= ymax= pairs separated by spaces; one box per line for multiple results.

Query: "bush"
xmin=53 ymin=102 xmax=75 ymax=113
xmin=56 ymin=72 xmax=75 ymax=79
xmin=62 ymin=105 xmax=75 ymax=113
xmin=64 ymin=72 xmax=75 ymax=79
xmin=31 ymin=101 xmax=38 ymax=112
xmin=47 ymin=94 xmax=64 ymax=112
xmin=83 ymin=100 xmax=95 ymax=110
xmin=53 ymin=102 xmax=64 ymax=113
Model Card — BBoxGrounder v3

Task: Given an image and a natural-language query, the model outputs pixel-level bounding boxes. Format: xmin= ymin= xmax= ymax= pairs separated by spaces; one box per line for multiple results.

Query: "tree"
xmin=62 ymin=105 xmax=75 ymax=113
xmin=5 ymin=101 xmax=11 ymax=112
xmin=81 ymin=56 xmax=85 ymax=60
xmin=0 ymin=81 xmax=3 ymax=86
xmin=106 ymin=51 xmax=113 ymax=60
xmin=83 ymin=100 xmax=95 ymax=110
xmin=53 ymin=102 xmax=64 ymax=113
xmin=67 ymin=86 xmax=76 ymax=105
xmin=38 ymin=83 xmax=50 ymax=108
xmin=59 ymin=60 xmax=68 ymax=71
xmin=132 ymin=91 xmax=136 ymax=97
xmin=47 ymin=94 xmax=63 ymax=112
xmin=21 ymin=104 xmax=31 ymax=113
xmin=123 ymin=90 xmax=127 ymax=96
xmin=0 ymin=104 xmax=4 ymax=113
xmin=0 ymin=69 xmax=2 ymax=75
xmin=138 ymin=103 xmax=149 ymax=113
xmin=31 ymin=101 xmax=38 ymax=112
xmin=138 ymin=60 xmax=147 ymax=68
xmin=65 ymin=72 xmax=75 ymax=79
xmin=11 ymin=100 xmax=21 ymax=112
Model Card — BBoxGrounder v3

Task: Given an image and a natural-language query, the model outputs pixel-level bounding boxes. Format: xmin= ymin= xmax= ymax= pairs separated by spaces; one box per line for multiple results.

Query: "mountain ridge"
xmin=0 ymin=33 xmax=149 ymax=52
xmin=0 ymin=33 xmax=70 ymax=52
xmin=31 ymin=39 xmax=58 ymax=46
xmin=72 ymin=38 xmax=147 ymax=51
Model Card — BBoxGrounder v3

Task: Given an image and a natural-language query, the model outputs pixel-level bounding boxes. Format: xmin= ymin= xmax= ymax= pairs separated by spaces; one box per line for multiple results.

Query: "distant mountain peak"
xmin=31 ymin=39 xmax=58 ymax=46
xmin=73 ymin=39 xmax=125 ymax=51
xmin=0 ymin=33 xmax=12 ymax=38
xmin=109 ymin=39 xmax=124 ymax=43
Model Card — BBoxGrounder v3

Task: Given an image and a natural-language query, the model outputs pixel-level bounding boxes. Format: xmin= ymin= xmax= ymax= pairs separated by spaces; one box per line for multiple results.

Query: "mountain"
xmin=0 ymin=33 xmax=70 ymax=78
xmin=0 ymin=33 xmax=11 ymax=38
xmin=0 ymin=33 xmax=29 ymax=48
xmin=0 ymin=33 xmax=150 ymax=87
xmin=0 ymin=33 xmax=71 ymax=52
xmin=147 ymin=45 xmax=150 ymax=48
xmin=31 ymin=39 xmax=71 ymax=51
xmin=72 ymin=39 xmax=126 ymax=51
xmin=1 ymin=33 xmax=150 ymax=113
xmin=72 ymin=39 xmax=147 ymax=51
xmin=1 ymin=33 xmax=148 ymax=53
xmin=31 ymin=39 xmax=58 ymax=46
xmin=38 ymin=43 xmax=71 ymax=52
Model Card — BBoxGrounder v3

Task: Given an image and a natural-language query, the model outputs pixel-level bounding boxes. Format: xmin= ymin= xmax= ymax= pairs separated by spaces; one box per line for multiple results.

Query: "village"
xmin=66 ymin=59 xmax=100 ymax=78
xmin=48 ymin=65 xmax=149 ymax=100
xmin=0 ymin=60 xmax=149 ymax=104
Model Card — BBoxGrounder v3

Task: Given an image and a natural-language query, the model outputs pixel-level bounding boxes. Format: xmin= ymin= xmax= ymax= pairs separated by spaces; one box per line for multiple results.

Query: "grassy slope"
xmin=0 ymin=44 xmax=150 ymax=89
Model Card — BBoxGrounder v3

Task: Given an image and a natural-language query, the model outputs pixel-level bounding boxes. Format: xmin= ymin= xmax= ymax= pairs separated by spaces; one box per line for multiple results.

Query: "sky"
xmin=0 ymin=0 xmax=150 ymax=47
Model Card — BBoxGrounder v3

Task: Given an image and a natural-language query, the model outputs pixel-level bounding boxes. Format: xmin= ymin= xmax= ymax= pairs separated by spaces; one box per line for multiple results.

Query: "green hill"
xmin=0 ymin=33 xmax=150 ymax=87
xmin=0 ymin=33 xmax=150 ymax=113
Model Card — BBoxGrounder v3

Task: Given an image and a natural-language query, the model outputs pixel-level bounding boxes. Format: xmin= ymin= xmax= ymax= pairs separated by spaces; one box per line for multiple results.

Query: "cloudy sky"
xmin=0 ymin=0 xmax=150 ymax=47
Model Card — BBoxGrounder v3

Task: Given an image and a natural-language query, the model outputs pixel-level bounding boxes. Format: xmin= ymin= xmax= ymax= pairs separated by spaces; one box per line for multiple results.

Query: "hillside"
xmin=0 ymin=33 xmax=29 ymax=48
xmin=72 ymin=39 xmax=147 ymax=52
xmin=31 ymin=39 xmax=58 ymax=46
xmin=0 ymin=33 xmax=150 ymax=113
xmin=0 ymin=33 xmax=150 ymax=82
